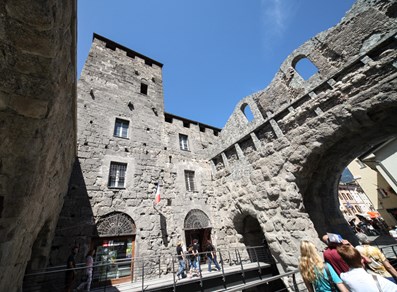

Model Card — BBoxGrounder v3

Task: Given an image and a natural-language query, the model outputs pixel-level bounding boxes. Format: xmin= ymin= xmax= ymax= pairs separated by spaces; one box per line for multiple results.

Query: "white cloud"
xmin=260 ymin=0 xmax=298 ymax=49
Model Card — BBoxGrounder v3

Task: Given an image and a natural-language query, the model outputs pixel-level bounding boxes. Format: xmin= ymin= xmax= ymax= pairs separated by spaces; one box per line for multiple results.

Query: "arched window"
xmin=294 ymin=57 xmax=318 ymax=80
xmin=241 ymin=103 xmax=254 ymax=122
xmin=97 ymin=212 xmax=136 ymax=237
xmin=184 ymin=209 xmax=211 ymax=230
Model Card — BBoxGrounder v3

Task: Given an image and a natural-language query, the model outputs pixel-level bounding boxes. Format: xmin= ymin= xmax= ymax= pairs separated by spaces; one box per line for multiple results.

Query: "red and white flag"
xmin=154 ymin=182 xmax=161 ymax=204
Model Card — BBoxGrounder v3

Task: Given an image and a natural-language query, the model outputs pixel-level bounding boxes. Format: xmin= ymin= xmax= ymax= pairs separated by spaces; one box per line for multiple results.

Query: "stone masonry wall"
xmin=0 ymin=1 xmax=77 ymax=291
xmin=208 ymin=0 xmax=397 ymax=275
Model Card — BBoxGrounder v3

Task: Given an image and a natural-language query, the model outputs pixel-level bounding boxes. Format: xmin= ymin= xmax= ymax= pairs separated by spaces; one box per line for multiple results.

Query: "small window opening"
xmin=126 ymin=51 xmax=135 ymax=58
xmin=114 ymin=118 xmax=129 ymax=138
xmin=128 ymin=101 xmax=134 ymax=111
xmin=105 ymin=43 xmax=116 ymax=50
xmin=108 ymin=162 xmax=127 ymax=188
xmin=294 ymin=57 xmax=319 ymax=80
xmin=241 ymin=104 xmax=254 ymax=122
xmin=183 ymin=121 xmax=190 ymax=128
xmin=179 ymin=134 xmax=189 ymax=151
xmin=214 ymin=131 xmax=219 ymax=136
xmin=169 ymin=156 xmax=172 ymax=163
xmin=165 ymin=116 xmax=173 ymax=123
xmin=167 ymin=199 xmax=172 ymax=206
xmin=199 ymin=126 xmax=205 ymax=132
xmin=140 ymin=83 xmax=148 ymax=95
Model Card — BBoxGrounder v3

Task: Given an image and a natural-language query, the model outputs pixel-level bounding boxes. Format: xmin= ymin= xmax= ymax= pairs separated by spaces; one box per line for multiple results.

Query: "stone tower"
xmin=50 ymin=34 xmax=222 ymax=280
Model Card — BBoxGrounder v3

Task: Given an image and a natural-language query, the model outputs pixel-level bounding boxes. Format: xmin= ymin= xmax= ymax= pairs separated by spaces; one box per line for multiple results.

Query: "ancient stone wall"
xmin=209 ymin=0 xmax=397 ymax=273
xmin=0 ymin=0 xmax=77 ymax=291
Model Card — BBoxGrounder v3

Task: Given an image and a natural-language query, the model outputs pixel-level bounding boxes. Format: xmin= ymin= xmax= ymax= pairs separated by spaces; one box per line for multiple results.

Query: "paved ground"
xmin=91 ymin=262 xmax=270 ymax=292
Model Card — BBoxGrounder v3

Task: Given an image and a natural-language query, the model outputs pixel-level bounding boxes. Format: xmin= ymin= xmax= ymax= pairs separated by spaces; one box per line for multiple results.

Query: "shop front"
xmin=93 ymin=212 xmax=136 ymax=285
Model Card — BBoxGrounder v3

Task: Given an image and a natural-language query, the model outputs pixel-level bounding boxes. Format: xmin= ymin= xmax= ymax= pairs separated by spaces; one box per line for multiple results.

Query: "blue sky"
xmin=78 ymin=0 xmax=355 ymax=128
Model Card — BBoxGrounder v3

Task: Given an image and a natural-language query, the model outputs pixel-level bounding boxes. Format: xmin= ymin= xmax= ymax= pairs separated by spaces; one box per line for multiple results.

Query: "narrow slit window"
xmin=140 ymin=83 xmax=148 ymax=95
xmin=184 ymin=170 xmax=195 ymax=192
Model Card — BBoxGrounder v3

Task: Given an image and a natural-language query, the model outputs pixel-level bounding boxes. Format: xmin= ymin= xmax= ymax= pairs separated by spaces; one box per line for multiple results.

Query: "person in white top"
xmin=77 ymin=249 xmax=95 ymax=291
xmin=337 ymin=244 xmax=397 ymax=292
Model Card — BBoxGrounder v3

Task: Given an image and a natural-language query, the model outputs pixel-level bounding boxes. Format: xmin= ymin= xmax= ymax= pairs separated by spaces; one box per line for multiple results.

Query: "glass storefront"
xmin=94 ymin=236 xmax=134 ymax=283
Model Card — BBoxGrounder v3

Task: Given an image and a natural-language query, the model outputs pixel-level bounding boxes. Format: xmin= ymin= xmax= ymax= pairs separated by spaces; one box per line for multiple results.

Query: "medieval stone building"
xmin=50 ymin=34 xmax=224 ymax=280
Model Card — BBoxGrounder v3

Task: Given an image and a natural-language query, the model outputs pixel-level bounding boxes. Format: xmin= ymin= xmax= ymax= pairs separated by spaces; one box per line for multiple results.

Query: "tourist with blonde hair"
xmin=299 ymin=240 xmax=348 ymax=292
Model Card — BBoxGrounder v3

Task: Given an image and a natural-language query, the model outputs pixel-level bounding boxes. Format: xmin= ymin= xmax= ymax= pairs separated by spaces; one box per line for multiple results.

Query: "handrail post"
xmin=218 ymin=250 xmax=227 ymax=289
xmin=104 ymin=263 xmax=108 ymax=292
xmin=252 ymin=247 xmax=262 ymax=279
xmin=159 ymin=255 xmax=161 ymax=278
xmin=236 ymin=249 xmax=245 ymax=284
xmin=141 ymin=260 xmax=144 ymax=292
xmin=172 ymin=255 xmax=177 ymax=292
xmin=392 ymin=246 xmax=397 ymax=258
xmin=198 ymin=252 xmax=203 ymax=289
xmin=292 ymin=272 xmax=299 ymax=292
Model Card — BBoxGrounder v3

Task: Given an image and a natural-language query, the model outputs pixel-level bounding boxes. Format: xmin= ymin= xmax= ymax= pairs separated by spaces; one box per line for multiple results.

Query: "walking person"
xmin=321 ymin=234 xmax=350 ymax=276
xmin=77 ymin=249 xmax=95 ymax=291
xmin=206 ymin=240 xmax=221 ymax=272
xmin=175 ymin=241 xmax=186 ymax=280
xmin=192 ymin=239 xmax=201 ymax=272
xmin=299 ymin=240 xmax=348 ymax=292
xmin=337 ymin=244 xmax=397 ymax=291
xmin=65 ymin=246 xmax=79 ymax=292
xmin=355 ymin=233 xmax=397 ymax=283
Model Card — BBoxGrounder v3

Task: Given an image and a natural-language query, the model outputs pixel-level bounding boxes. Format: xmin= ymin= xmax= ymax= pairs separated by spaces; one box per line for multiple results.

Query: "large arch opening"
xmin=295 ymin=101 xmax=397 ymax=244
xmin=93 ymin=212 xmax=136 ymax=285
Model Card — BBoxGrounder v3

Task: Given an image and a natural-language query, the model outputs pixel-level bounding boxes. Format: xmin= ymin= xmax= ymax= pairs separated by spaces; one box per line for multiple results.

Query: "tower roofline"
xmin=164 ymin=112 xmax=222 ymax=132
xmin=93 ymin=33 xmax=163 ymax=68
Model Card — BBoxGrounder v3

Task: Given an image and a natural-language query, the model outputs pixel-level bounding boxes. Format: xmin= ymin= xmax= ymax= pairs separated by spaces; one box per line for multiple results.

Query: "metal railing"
xmin=23 ymin=245 xmax=305 ymax=291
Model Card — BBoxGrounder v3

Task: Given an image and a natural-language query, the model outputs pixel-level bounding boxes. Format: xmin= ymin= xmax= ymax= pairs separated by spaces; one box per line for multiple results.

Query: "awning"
xmin=367 ymin=211 xmax=381 ymax=219
xmin=356 ymin=213 xmax=371 ymax=220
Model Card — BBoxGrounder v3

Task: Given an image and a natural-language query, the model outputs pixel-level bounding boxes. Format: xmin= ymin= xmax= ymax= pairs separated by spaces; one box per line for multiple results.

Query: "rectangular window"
xmin=114 ymin=118 xmax=129 ymax=138
xmin=184 ymin=170 xmax=195 ymax=192
xmin=179 ymin=134 xmax=189 ymax=151
xmin=108 ymin=162 xmax=127 ymax=188
xmin=378 ymin=188 xmax=389 ymax=198
xmin=140 ymin=83 xmax=148 ymax=95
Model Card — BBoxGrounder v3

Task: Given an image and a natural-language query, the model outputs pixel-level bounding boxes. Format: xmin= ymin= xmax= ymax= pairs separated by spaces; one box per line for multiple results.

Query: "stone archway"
xmin=184 ymin=209 xmax=212 ymax=251
xmin=94 ymin=212 xmax=136 ymax=284
xmin=233 ymin=213 xmax=274 ymax=264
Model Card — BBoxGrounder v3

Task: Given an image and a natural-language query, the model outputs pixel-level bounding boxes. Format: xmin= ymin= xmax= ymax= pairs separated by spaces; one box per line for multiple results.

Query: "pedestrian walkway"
xmin=91 ymin=262 xmax=286 ymax=292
